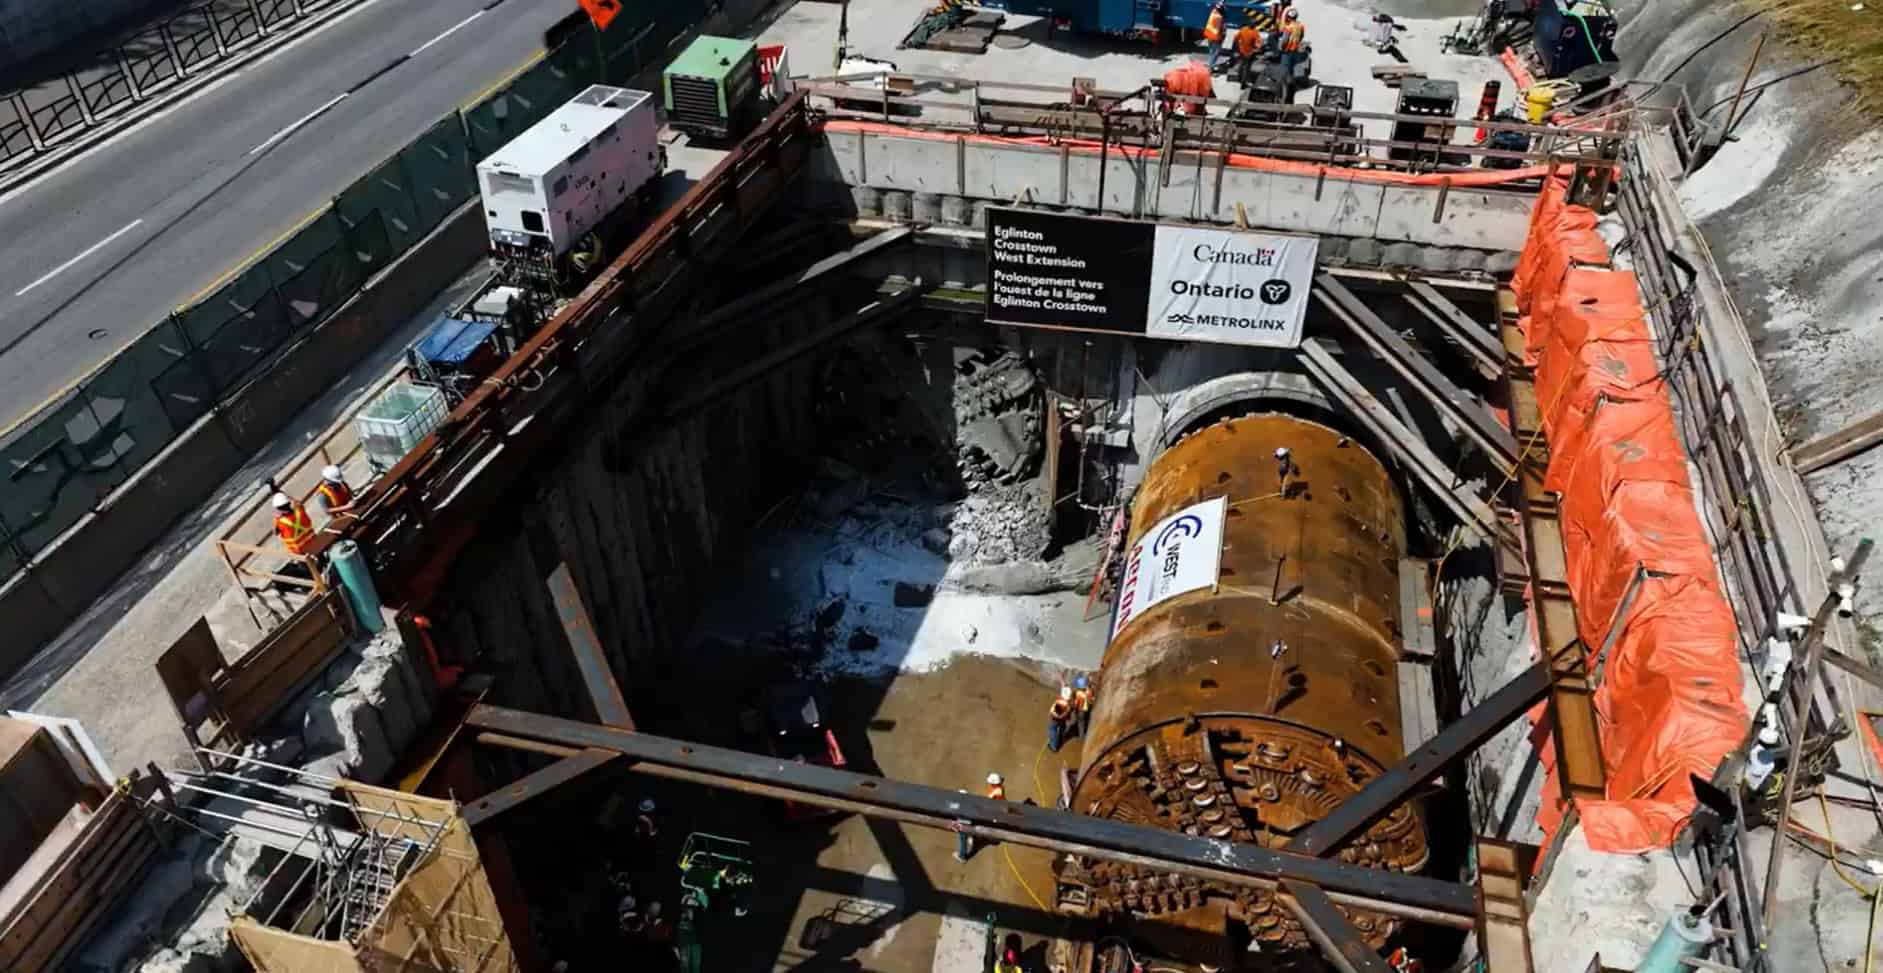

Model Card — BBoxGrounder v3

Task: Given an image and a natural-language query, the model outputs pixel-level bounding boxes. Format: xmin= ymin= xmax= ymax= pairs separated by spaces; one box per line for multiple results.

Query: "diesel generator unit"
xmin=663 ymin=35 xmax=764 ymax=141
xmin=475 ymin=84 xmax=664 ymax=290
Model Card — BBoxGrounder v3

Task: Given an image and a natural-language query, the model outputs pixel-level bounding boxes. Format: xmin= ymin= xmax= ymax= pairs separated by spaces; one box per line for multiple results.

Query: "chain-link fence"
xmin=0 ymin=14 xmax=693 ymax=584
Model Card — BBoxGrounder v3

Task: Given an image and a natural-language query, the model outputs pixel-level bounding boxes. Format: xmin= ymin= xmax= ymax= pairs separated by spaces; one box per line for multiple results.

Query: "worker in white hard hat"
xmin=315 ymin=465 xmax=356 ymax=518
xmin=635 ymin=797 xmax=659 ymax=841
xmin=1047 ymin=685 xmax=1074 ymax=753
xmin=272 ymin=492 xmax=314 ymax=557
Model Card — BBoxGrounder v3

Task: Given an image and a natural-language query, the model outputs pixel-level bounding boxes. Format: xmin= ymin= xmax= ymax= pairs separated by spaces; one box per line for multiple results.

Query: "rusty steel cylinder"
xmin=1063 ymin=413 xmax=1428 ymax=957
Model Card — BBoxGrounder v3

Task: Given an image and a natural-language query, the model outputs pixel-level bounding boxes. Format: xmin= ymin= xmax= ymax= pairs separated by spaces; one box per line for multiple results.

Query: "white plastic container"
xmin=357 ymin=382 xmax=449 ymax=473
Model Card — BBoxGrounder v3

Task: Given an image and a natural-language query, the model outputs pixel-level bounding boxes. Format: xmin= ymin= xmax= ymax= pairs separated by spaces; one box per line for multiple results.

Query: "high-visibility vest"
xmin=987 ymin=782 xmax=1006 ymax=801
xmin=1235 ymin=25 xmax=1262 ymax=56
xmin=276 ymin=506 xmax=314 ymax=555
xmin=1050 ymin=700 xmax=1071 ymax=721
xmin=1072 ymin=688 xmax=1092 ymax=713
xmin=318 ymin=480 xmax=353 ymax=510
xmin=1203 ymin=8 xmax=1224 ymax=41
xmin=1280 ymin=21 xmax=1305 ymax=52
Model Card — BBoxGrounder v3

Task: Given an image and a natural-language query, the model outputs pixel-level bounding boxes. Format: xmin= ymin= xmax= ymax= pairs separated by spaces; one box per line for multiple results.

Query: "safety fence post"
xmin=12 ymin=93 xmax=44 ymax=150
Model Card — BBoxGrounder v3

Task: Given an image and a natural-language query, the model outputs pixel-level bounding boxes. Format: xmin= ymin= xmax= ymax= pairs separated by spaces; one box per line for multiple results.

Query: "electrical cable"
xmin=1002 ymin=845 xmax=1052 ymax=912
xmin=1697 ymin=55 xmax=1853 ymax=118
xmin=1658 ymin=10 xmax=1763 ymax=83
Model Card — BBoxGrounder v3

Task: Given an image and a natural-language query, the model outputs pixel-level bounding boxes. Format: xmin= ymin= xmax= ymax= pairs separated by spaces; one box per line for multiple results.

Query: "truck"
xmin=475 ymin=84 xmax=664 ymax=289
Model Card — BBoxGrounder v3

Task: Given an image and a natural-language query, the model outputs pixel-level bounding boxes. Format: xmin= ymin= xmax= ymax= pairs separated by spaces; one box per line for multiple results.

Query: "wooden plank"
xmin=221 ymin=592 xmax=350 ymax=734
xmin=1790 ymin=408 xmax=1883 ymax=475
xmin=0 ymin=797 xmax=145 ymax=970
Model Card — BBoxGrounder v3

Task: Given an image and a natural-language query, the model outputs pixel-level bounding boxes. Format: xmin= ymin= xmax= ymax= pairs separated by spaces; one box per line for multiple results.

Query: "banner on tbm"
xmin=984 ymin=208 xmax=1317 ymax=349
xmin=1110 ymin=496 xmax=1228 ymax=639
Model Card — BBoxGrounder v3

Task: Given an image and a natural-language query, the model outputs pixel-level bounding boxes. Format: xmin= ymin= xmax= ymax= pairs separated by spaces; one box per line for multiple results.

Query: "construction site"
xmin=3 ymin=0 xmax=1882 ymax=971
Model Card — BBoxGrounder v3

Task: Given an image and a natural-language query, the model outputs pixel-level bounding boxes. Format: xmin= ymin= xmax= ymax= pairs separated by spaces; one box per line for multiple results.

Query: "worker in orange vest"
xmin=986 ymin=772 xmax=1006 ymax=801
xmin=1276 ymin=7 xmax=1307 ymax=79
xmin=1047 ymin=686 xmax=1073 ymax=752
xmin=1203 ymin=2 xmax=1231 ymax=73
xmin=1233 ymin=20 xmax=1264 ymax=88
xmin=272 ymin=492 xmax=314 ymax=557
xmin=1071 ymin=675 xmax=1094 ymax=741
xmin=316 ymin=465 xmax=355 ymax=518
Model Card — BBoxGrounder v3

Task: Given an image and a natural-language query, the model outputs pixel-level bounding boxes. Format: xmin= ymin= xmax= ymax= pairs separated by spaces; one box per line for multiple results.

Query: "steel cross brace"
xmin=464 ymin=704 xmax=1482 ymax=926
xmin=1314 ymin=274 xmax=1520 ymax=476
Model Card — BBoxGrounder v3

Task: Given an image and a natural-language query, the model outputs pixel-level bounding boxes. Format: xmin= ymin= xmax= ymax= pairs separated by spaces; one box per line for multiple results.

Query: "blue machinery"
xmin=978 ymin=0 xmax=1265 ymax=38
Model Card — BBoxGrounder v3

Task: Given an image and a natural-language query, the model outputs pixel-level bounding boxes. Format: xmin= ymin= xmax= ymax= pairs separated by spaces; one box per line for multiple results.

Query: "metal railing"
xmin=0 ymin=0 xmax=353 ymax=167
xmin=0 ymin=5 xmax=710 ymax=591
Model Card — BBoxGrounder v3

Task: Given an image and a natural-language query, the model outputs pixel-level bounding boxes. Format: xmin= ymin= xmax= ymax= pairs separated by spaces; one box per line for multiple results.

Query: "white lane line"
xmin=247 ymin=92 xmax=348 ymax=156
xmin=411 ymin=10 xmax=483 ymax=57
xmin=15 ymin=219 xmax=145 ymax=296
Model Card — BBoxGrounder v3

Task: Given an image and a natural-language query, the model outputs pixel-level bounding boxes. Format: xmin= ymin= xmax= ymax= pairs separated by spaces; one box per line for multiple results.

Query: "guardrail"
xmin=0 ymin=0 xmax=351 ymax=167
xmin=0 ymin=5 xmax=712 ymax=597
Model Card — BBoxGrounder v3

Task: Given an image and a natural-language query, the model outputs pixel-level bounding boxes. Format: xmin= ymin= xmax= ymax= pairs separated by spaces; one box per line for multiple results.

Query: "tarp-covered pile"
xmin=1515 ymin=179 xmax=1748 ymax=854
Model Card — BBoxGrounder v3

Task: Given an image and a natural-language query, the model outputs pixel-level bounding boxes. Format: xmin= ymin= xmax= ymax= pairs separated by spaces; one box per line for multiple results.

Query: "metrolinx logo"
xmin=1259 ymin=279 xmax=1292 ymax=305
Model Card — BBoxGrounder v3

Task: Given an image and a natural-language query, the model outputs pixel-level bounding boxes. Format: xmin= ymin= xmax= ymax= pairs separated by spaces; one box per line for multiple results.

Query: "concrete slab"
xmin=757 ymin=0 xmax=1518 ymax=138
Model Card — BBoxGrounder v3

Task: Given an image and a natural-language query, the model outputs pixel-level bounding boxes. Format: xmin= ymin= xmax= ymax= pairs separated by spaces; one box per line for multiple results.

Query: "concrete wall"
xmin=424 ymin=306 xmax=842 ymax=719
xmin=0 ymin=0 xmax=168 ymax=74
xmin=0 ymin=200 xmax=485 ymax=681
xmin=814 ymin=128 xmax=1538 ymax=253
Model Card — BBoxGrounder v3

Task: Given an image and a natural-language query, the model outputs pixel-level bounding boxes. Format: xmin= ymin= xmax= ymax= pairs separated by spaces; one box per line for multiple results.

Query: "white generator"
xmin=476 ymin=85 xmax=663 ymax=267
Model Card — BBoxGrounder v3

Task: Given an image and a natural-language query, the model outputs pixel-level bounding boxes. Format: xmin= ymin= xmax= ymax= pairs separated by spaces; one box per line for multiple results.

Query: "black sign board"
xmin=984 ymin=207 xmax=1154 ymax=335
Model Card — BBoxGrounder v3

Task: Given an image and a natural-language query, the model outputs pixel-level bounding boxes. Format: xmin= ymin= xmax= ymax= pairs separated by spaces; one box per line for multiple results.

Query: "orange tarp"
xmin=1513 ymin=180 xmax=1748 ymax=855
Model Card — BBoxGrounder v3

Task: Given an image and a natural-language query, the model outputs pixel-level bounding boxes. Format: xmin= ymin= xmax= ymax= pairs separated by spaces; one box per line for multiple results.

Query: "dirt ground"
xmin=494 ymin=654 xmax=1095 ymax=973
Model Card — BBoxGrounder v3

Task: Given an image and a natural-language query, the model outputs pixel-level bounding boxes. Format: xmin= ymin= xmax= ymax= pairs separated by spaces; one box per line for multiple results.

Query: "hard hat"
xmin=648 ymin=900 xmax=663 ymax=918
xmin=271 ymin=492 xmax=292 ymax=510
xmin=1284 ymin=7 xmax=1299 ymax=19
xmin=1059 ymin=685 xmax=1073 ymax=700
xmin=987 ymin=772 xmax=1004 ymax=786
xmin=321 ymin=465 xmax=344 ymax=483
xmin=639 ymin=798 xmax=657 ymax=814
xmin=1074 ymin=675 xmax=1088 ymax=689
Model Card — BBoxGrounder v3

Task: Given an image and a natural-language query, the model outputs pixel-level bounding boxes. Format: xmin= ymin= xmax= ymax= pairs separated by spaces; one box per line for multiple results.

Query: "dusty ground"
xmin=496 ymin=655 xmax=1092 ymax=973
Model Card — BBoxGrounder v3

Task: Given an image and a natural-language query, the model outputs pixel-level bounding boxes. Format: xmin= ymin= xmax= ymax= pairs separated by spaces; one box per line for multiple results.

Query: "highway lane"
xmin=0 ymin=0 xmax=578 ymax=429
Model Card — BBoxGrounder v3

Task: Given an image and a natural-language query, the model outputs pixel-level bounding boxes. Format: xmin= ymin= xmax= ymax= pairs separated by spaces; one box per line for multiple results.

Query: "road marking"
xmin=411 ymin=10 xmax=483 ymax=57
xmin=0 ymin=0 xmax=401 ymax=212
xmin=178 ymin=206 xmax=329 ymax=309
xmin=461 ymin=49 xmax=547 ymax=110
xmin=15 ymin=220 xmax=145 ymax=296
xmin=248 ymin=92 xmax=349 ymax=156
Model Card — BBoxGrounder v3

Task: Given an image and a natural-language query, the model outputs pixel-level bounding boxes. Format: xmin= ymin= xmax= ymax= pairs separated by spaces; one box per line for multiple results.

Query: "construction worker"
xmin=1233 ymin=19 xmax=1264 ymax=88
xmin=1071 ymin=675 xmax=1094 ymax=741
xmin=1388 ymin=947 xmax=1423 ymax=973
xmin=272 ymin=492 xmax=314 ymax=557
xmin=1276 ymin=7 xmax=1307 ymax=81
xmin=636 ymin=797 xmax=660 ymax=840
xmin=1047 ymin=686 xmax=1073 ymax=752
xmin=987 ymin=772 xmax=1006 ymax=802
xmin=1204 ymin=1 xmax=1232 ymax=73
xmin=995 ymin=946 xmax=1025 ymax=973
xmin=316 ymin=465 xmax=355 ymax=518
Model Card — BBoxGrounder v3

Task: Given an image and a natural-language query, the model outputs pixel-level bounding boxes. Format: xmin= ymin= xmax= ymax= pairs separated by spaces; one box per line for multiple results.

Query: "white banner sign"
xmin=1112 ymin=496 xmax=1228 ymax=639
xmin=1145 ymin=225 xmax=1319 ymax=348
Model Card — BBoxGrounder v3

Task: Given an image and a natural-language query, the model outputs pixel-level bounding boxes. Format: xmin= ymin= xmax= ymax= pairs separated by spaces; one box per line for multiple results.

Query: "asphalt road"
xmin=0 ymin=0 xmax=576 ymax=429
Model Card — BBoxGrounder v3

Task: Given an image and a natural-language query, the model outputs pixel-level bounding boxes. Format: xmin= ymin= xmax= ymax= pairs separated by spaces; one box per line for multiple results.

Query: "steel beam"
xmin=1298 ymin=339 xmax=1515 ymax=552
xmin=1404 ymin=280 xmax=1506 ymax=381
xmin=669 ymin=225 xmax=915 ymax=357
xmin=545 ymin=562 xmax=633 ymax=730
xmin=465 ymin=704 xmax=1481 ymax=924
xmin=1280 ymin=881 xmax=1394 ymax=973
xmin=1288 ymin=662 xmax=1553 ymax=856
xmin=1475 ymin=840 xmax=1536 ymax=973
xmin=659 ymin=286 xmax=921 ymax=423
xmin=1315 ymin=275 xmax=1520 ymax=475
xmin=461 ymin=748 xmax=620 ymax=827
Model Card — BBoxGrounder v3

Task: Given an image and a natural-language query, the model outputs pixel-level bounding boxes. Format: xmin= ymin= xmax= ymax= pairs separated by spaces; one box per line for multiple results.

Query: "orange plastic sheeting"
xmin=1529 ymin=269 xmax=1651 ymax=388
xmin=1512 ymin=185 xmax=1748 ymax=855
xmin=1511 ymin=177 xmax=1572 ymax=300
xmin=818 ymin=120 xmax=1559 ymax=188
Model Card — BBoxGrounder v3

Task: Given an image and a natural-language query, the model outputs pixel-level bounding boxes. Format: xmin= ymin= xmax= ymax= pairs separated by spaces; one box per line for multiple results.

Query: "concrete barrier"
xmin=0 ymin=200 xmax=485 ymax=684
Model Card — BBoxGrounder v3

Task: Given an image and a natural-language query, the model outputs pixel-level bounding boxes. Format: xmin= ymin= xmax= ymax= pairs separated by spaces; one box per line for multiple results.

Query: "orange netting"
xmin=1514 ymin=180 xmax=1748 ymax=855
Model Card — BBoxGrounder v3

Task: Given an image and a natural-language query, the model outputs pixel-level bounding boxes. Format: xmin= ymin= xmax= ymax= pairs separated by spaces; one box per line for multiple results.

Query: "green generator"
xmin=663 ymin=36 xmax=762 ymax=141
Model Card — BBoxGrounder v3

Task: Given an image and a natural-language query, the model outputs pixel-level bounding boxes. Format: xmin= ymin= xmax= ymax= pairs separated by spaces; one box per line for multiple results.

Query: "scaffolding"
xmin=168 ymin=755 xmax=517 ymax=973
